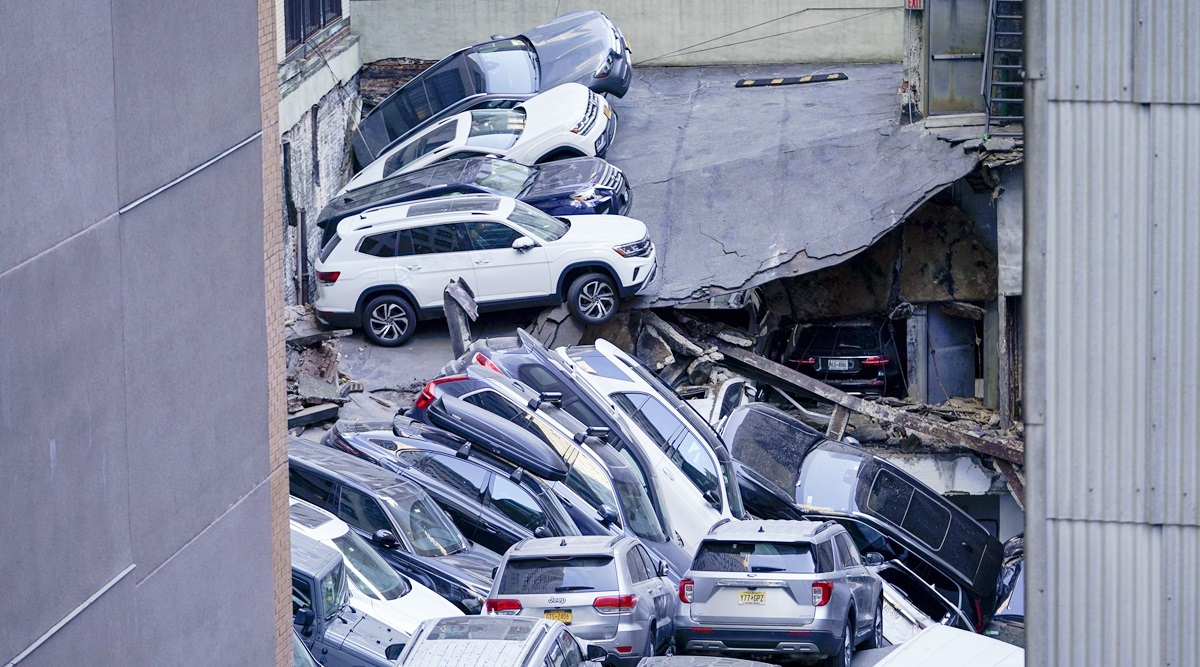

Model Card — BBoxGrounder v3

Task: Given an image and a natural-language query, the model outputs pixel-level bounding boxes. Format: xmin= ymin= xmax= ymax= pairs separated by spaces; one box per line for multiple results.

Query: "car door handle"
xmin=404 ymin=264 xmax=422 ymax=270
xmin=474 ymin=259 xmax=490 ymax=265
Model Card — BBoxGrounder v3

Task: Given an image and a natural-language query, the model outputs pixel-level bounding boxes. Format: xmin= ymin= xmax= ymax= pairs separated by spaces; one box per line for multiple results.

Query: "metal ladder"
xmin=982 ymin=0 xmax=1024 ymax=138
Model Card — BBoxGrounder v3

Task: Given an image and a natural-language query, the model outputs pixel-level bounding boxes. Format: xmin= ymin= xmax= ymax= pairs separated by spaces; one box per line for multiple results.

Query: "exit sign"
xmin=907 ymin=0 xmax=923 ymax=9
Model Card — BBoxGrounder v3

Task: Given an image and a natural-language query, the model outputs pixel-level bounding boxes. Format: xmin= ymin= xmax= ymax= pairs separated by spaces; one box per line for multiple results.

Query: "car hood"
xmin=322 ymin=604 xmax=409 ymax=661
xmin=523 ymin=11 xmax=617 ymax=87
xmin=523 ymin=157 xmax=615 ymax=198
xmin=436 ymin=541 xmax=502 ymax=591
xmin=518 ymin=82 xmax=592 ymax=132
xmin=351 ymin=580 xmax=463 ymax=635
xmin=555 ymin=214 xmax=646 ymax=246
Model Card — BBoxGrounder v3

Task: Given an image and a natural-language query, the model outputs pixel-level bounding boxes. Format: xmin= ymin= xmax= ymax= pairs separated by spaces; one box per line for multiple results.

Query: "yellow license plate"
xmin=738 ymin=591 xmax=766 ymax=605
xmin=544 ymin=610 xmax=573 ymax=623
xmin=603 ymin=105 xmax=611 ymax=118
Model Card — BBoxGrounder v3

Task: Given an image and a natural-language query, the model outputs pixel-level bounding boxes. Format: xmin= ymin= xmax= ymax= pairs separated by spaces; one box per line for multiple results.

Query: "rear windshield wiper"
xmin=554 ymin=585 xmax=595 ymax=592
xmin=750 ymin=566 xmax=786 ymax=573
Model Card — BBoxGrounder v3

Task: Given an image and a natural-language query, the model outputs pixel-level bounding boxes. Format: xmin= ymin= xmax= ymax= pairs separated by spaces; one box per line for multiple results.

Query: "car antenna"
xmin=758 ymin=526 xmax=765 ymax=533
xmin=560 ymin=538 xmax=568 ymax=547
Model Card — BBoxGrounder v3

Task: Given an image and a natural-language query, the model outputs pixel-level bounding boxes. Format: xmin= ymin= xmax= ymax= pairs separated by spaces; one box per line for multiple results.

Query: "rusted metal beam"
xmin=443 ymin=278 xmax=478 ymax=359
xmin=994 ymin=459 xmax=1025 ymax=509
xmin=709 ymin=339 xmax=1025 ymax=464
xmin=825 ymin=405 xmax=850 ymax=440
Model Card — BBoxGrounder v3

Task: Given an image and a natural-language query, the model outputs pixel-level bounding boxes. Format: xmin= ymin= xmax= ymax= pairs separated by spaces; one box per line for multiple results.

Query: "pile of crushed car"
xmin=290 ymin=332 xmax=1024 ymax=667
xmin=291 ymin=11 xmax=1023 ymax=667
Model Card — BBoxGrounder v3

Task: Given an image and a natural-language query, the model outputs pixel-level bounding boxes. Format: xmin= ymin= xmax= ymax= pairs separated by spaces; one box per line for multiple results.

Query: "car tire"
xmin=567 ymin=272 xmax=619 ymax=325
xmin=824 ymin=615 xmax=854 ymax=667
xmin=863 ymin=597 xmax=884 ymax=649
xmin=362 ymin=294 xmax=417 ymax=347
xmin=643 ymin=622 xmax=655 ymax=658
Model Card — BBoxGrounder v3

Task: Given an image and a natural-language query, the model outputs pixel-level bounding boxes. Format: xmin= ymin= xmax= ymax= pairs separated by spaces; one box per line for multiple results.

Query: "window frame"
xmin=284 ymin=0 xmax=343 ymax=54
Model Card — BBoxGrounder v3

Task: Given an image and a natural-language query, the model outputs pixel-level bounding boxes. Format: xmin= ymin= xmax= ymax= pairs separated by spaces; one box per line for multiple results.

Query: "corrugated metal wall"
xmin=1028 ymin=0 xmax=1200 ymax=664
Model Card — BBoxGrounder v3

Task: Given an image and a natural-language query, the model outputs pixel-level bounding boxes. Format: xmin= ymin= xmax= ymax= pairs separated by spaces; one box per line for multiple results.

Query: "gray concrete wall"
xmin=351 ymin=0 xmax=905 ymax=66
xmin=0 ymin=0 xmax=281 ymax=664
xmin=282 ymin=77 xmax=359 ymax=305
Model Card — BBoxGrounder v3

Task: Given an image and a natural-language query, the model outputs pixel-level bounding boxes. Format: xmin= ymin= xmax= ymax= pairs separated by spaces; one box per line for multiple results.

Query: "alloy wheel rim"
xmin=369 ymin=303 xmax=409 ymax=340
xmin=580 ymin=280 xmax=615 ymax=318
xmin=843 ymin=623 xmax=852 ymax=667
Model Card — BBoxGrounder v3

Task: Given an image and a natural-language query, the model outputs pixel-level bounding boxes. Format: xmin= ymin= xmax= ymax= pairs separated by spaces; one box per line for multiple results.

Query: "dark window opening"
xmin=285 ymin=0 xmax=342 ymax=53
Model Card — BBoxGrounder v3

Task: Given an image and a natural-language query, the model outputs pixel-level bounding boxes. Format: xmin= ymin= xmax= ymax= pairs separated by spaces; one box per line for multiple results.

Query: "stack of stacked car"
xmin=293 ymin=13 xmax=1021 ymax=666
xmin=311 ymin=11 xmax=656 ymax=348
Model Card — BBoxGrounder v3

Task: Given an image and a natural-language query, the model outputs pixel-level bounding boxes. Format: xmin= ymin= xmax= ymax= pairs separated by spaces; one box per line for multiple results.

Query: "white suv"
xmin=313 ymin=194 xmax=656 ymax=346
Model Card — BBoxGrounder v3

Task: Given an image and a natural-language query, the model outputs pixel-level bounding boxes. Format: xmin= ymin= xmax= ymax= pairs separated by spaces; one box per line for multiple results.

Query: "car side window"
xmin=813 ymin=540 xmax=838 ymax=573
xmin=836 ymin=533 xmax=863 ymax=568
xmin=635 ymin=545 xmax=660 ymax=579
xmin=357 ymin=230 xmax=414 ymax=258
xmin=292 ymin=574 xmax=313 ymax=615
xmin=625 ymin=548 xmax=650 ymax=582
xmin=415 ymin=454 xmax=489 ymax=501
xmin=336 ymin=486 xmax=393 ymax=536
xmin=557 ymin=631 xmax=584 ymax=667
xmin=290 ymin=467 xmax=337 ymax=508
xmin=466 ymin=221 xmax=523 ymax=250
xmin=543 ymin=633 xmax=566 ymax=667
xmin=489 ymin=475 xmax=546 ymax=531
xmin=612 ymin=392 xmax=722 ymax=502
xmin=410 ymin=223 xmax=467 ymax=254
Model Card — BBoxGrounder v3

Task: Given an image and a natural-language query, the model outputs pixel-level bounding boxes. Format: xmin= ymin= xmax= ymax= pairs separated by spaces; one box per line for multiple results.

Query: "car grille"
xmin=573 ymin=93 xmax=600 ymax=136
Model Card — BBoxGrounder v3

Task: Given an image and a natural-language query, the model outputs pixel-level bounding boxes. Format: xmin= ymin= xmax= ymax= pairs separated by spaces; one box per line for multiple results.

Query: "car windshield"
xmin=498 ymin=556 xmax=619 ymax=594
xmin=466 ymin=39 xmax=539 ymax=93
xmin=470 ymin=160 xmax=534 ymax=197
xmin=381 ymin=488 xmax=470 ymax=557
xmin=692 ymin=541 xmax=816 ymax=574
xmin=332 ymin=532 xmax=411 ymax=601
xmin=507 ymin=199 xmax=569 ymax=242
xmin=383 ymin=120 xmax=462 ymax=179
xmin=795 ymin=324 xmax=880 ymax=355
xmin=319 ymin=561 xmax=349 ymax=620
xmin=795 ymin=447 xmax=864 ymax=512
xmin=588 ymin=444 xmax=670 ymax=543
xmin=466 ymin=109 xmax=524 ymax=150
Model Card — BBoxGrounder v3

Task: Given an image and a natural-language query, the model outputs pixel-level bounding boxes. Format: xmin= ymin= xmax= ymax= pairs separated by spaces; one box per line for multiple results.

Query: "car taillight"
xmin=485 ymin=598 xmax=522 ymax=614
xmin=679 ymin=578 xmax=694 ymax=603
xmin=472 ymin=352 xmax=503 ymax=375
xmin=593 ymin=594 xmax=637 ymax=613
xmin=794 ymin=357 xmax=816 ymax=366
xmin=861 ymin=356 xmax=890 ymax=366
xmin=413 ymin=375 xmax=466 ymax=411
xmin=812 ymin=581 xmax=833 ymax=607
xmin=316 ymin=271 xmax=340 ymax=285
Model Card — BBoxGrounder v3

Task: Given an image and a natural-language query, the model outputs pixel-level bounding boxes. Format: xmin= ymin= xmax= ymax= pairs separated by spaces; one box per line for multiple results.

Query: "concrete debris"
xmin=716 ymin=329 xmax=755 ymax=348
xmin=529 ymin=304 xmax=585 ymax=349
xmin=635 ymin=324 xmax=674 ymax=371
xmin=642 ymin=311 xmax=705 ymax=358
xmin=581 ymin=311 xmax=639 ymax=355
xmin=285 ymin=305 xmax=346 ymax=425
xmin=287 ymin=403 xmax=341 ymax=429
xmin=294 ymin=374 xmax=345 ymax=406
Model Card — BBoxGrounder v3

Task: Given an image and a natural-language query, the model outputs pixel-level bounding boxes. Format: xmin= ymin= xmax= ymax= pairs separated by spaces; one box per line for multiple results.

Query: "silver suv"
xmin=674 ymin=520 xmax=884 ymax=667
xmin=487 ymin=535 xmax=677 ymax=666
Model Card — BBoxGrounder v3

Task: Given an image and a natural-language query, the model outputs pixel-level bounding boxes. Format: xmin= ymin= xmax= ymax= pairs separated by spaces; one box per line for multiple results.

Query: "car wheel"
xmin=643 ymin=622 xmax=655 ymax=657
xmin=362 ymin=295 xmax=416 ymax=347
xmin=824 ymin=616 xmax=853 ymax=667
xmin=567 ymin=272 xmax=619 ymax=325
xmin=863 ymin=597 xmax=884 ymax=649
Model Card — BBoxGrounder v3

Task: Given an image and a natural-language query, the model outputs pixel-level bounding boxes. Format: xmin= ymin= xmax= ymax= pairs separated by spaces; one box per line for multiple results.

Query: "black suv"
xmin=288 ymin=437 xmax=500 ymax=614
xmin=322 ymin=410 xmax=590 ymax=557
xmin=774 ymin=319 xmax=905 ymax=397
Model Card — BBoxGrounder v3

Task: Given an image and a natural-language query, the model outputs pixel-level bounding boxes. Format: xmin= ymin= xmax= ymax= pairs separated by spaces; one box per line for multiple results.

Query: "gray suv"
xmin=674 ymin=520 xmax=884 ymax=667
xmin=487 ymin=535 xmax=677 ymax=666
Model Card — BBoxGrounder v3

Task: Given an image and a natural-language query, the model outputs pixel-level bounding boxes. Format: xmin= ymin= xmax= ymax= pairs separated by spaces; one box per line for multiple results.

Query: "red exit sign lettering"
xmin=907 ymin=0 xmax=923 ymax=9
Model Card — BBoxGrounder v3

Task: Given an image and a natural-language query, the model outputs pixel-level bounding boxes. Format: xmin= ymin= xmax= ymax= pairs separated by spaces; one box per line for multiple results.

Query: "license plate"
xmin=738 ymin=591 xmax=766 ymax=605
xmin=827 ymin=359 xmax=851 ymax=371
xmin=544 ymin=610 xmax=573 ymax=623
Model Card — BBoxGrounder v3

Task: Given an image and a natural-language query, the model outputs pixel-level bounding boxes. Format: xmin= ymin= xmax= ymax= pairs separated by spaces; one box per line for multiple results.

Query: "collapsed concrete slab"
xmin=606 ymin=64 xmax=984 ymax=305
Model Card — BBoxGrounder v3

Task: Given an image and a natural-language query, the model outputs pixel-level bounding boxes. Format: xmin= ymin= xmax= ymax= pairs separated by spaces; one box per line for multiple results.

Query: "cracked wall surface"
xmin=605 ymin=64 xmax=983 ymax=306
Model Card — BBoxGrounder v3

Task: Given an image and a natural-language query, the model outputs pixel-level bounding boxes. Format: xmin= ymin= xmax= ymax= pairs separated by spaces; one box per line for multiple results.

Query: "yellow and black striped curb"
xmin=735 ymin=73 xmax=849 ymax=88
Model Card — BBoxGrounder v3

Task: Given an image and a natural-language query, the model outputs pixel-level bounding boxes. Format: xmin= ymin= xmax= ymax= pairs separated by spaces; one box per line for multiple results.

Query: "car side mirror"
xmin=533 ymin=525 xmax=553 ymax=539
xmin=373 ymin=529 xmax=399 ymax=548
xmin=863 ymin=552 xmax=885 ymax=566
xmin=512 ymin=236 xmax=536 ymax=253
xmin=385 ymin=644 xmax=405 ymax=661
xmin=294 ymin=607 xmax=315 ymax=636
xmin=586 ymin=644 xmax=609 ymax=662
xmin=657 ymin=560 xmax=670 ymax=578
xmin=598 ymin=504 xmax=619 ymax=526
xmin=461 ymin=598 xmax=483 ymax=614
xmin=703 ymin=489 xmax=721 ymax=509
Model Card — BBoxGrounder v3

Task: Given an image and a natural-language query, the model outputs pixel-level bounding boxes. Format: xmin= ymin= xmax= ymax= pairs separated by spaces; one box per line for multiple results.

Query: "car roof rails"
xmin=708 ymin=517 xmax=733 ymax=534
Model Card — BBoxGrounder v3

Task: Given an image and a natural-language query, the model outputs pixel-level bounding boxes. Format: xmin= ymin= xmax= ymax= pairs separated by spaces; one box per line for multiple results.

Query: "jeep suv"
xmin=313 ymin=194 xmax=656 ymax=346
xmin=675 ymin=519 xmax=884 ymax=667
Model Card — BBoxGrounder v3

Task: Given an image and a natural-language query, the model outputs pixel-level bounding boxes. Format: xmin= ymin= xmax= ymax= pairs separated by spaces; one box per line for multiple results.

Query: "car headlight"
xmin=595 ymin=51 xmax=616 ymax=79
xmin=571 ymin=187 xmax=613 ymax=205
xmin=614 ymin=237 xmax=652 ymax=257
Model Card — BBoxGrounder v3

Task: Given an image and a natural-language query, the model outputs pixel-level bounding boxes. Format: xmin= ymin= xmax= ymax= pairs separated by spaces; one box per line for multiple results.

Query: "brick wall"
xmin=259 ymin=0 xmax=289 ymax=664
